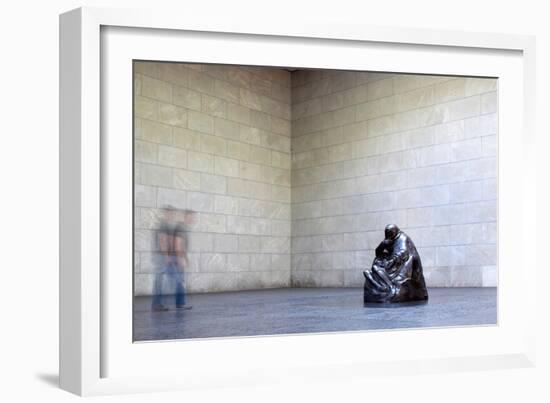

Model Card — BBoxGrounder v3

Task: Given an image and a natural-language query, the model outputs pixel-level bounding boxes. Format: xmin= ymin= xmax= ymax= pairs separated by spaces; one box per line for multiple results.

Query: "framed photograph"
xmin=60 ymin=6 xmax=537 ymax=396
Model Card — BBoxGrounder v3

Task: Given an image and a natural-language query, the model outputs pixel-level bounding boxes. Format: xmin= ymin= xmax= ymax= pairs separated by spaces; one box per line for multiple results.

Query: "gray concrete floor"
xmin=133 ymin=287 xmax=497 ymax=342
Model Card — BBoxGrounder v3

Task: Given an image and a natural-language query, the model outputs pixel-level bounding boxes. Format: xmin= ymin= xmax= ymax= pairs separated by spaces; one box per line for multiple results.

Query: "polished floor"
xmin=133 ymin=287 xmax=497 ymax=341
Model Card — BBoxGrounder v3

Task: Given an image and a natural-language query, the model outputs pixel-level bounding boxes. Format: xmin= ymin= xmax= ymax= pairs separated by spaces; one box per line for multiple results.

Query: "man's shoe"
xmin=176 ymin=304 xmax=192 ymax=310
xmin=152 ymin=304 xmax=169 ymax=311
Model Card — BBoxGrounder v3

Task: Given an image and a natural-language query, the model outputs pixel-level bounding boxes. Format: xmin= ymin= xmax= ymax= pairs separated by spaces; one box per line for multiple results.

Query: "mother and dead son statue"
xmin=363 ymin=224 xmax=429 ymax=304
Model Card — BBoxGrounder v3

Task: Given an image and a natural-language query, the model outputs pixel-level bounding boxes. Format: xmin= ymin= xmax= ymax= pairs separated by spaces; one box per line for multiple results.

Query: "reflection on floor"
xmin=133 ymin=287 xmax=497 ymax=342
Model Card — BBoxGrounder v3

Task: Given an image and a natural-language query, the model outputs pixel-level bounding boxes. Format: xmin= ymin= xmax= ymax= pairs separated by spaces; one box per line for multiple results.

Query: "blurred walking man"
xmin=151 ymin=206 xmax=196 ymax=311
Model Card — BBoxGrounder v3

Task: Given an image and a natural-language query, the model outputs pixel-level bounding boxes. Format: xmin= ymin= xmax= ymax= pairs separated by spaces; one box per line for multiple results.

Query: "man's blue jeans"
xmin=152 ymin=261 xmax=186 ymax=307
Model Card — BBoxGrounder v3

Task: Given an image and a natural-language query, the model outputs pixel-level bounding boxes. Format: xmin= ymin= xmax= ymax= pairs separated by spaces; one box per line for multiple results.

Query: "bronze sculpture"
xmin=363 ymin=224 xmax=428 ymax=304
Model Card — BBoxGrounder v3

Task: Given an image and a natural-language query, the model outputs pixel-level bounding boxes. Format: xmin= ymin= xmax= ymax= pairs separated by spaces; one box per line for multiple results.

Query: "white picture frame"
xmin=60 ymin=6 xmax=537 ymax=396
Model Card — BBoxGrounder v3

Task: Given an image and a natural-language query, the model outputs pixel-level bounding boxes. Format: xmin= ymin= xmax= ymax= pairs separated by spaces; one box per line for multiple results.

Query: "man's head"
xmin=384 ymin=224 xmax=400 ymax=241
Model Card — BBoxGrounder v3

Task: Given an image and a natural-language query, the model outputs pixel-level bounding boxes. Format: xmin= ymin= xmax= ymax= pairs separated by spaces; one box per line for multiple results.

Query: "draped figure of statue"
xmin=363 ymin=224 xmax=429 ymax=304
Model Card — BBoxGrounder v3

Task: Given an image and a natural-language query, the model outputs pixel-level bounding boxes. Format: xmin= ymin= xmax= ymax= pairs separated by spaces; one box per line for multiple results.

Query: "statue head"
xmin=384 ymin=224 xmax=400 ymax=241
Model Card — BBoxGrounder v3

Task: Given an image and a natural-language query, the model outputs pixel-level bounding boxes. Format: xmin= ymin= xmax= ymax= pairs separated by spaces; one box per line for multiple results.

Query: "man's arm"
xmin=174 ymin=234 xmax=188 ymax=267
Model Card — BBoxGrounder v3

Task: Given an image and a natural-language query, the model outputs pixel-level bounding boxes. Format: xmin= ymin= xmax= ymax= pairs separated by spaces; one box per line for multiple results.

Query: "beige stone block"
xmin=363 ymin=192 xmax=395 ymax=212
xmin=271 ymin=220 xmax=291 ymax=237
xmin=250 ymin=74 xmax=272 ymax=96
xmin=141 ymin=75 xmax=172 ymax=102
xmin=271 ymin=185 xmax=291 ymax=203
xmin=416 ymin=144 xmax=452 ymax=167
xmin=173 ymin=169 xmax=200 ymax=191
xmin=227 ymin=178 xmax=249 ymax=197
xmin=436 ymin=246 xmax=466 ymax=266
xmin=434 ymin=79 xmax=465 ymax=103
xmin=187 ymin=192 xmax=214 ymax=212
xmin=227 ymin=254 xmax=251 ymax=272
xmin=343 ymin=84 xmax=369 ymax=106
xmin=188 ymin=69 xmax=215 ymax=95
xmin=201 ymin=94 xmax=226 ymax=118
xmin=140 ymin=119 xmax=172 ymax=144
xmin=450 ymin=266 xmax=483 ymax=287
xmin=200 ymin=253 xmax=226 ymax=271
xmin=451 ymin=138 xmax=482 ymax=161
xmin=260 ymin=132 xmax=290 ymax=153
xmin=158 ymin=145 xmax=187 ymax=168
xmin=434 ymin=120 xmax=465 ymax=144
xmin=202 ymin=65 xmax=229 ymax=81
xmin=271 ymin=116 xmax=291 ymax=137
xmin=322 ymin=127 xmax=345 ymax=147
xmin=321 ymin=92 xmax=344 ymax=113
xmin=140 ymin=164 xmax=172 ymax=187
xmin=393 ymin=74 xmax=444 ymax=93
xmin=173 ymin=85 xmax=201 ymax=111
xmin=238 ymin=235 xmax=260 ymax=252
xmin=343 ymin=121 xmax=368 ymax=142
xmin=214 ymin=118 xmax=240 ymax=141
xmin=481 ymin=92 xmax=497 ymax=114
xmin=367 ymin=78 xmax=393 ymax=100
xmin=237 ymin=161 xmax=261 ymax=182
xmin=355 ymin=175 xmax=380 ymax=195
xmin=332 ymin=106 xmax=356 ymax=127
xmin=464 ymin=113 xmax=497 ymax=137
xmin=173 ymin=127 xmax=201 ymax=151
xmin=214 ymin=195 xmax=239 ymax=215
xmin=213 ymin=234 xmax=239 ymax=253
xmin=200 ymin=135 xmax=227 ymax=156
xmin=239 ymin=125 xmax=262 ymax=145
xmin=226 ymin=103 xmax=251 ymax=125
xmin=407 ymin=166 xmax=437 ymax=188
xmin=396 ymin=86 xmax=435 ymax=112
xmin=187 ymin=151 xmax=214 ymax=173
xmin=249 ymin=181 xmax=272 ymax=201
xmin=227 ymin=67 xmax=252 ymax=89
xmin=134 ymin=274 xmax=154 ymax=296
xmin=135 ymin=185 xmax=157 ymax=207
xmin=394 ymin=185 xmax=449 ymax=209
xmin=353 ymin=137 xmax=379 ymax=158
xmin=187 ymin=232 xmax=214 ymax=252
xmin=214 ymin=79 xmax=240 ymax=103
xmin=448 ymin=96 xmax=481 ymax=121
xmin=157 ymin=103 xmax=187 ymax=127
xmin=393 ymin=109 xmax=421 ymax=132
xmin=329 ymin=71 xmax=357 ymax=93
xmin=200 ymin=173 xmax=226 ymax=194
xmin=250 ymin=255 xmax=272 ymax=273
xmin=157 ymin=63 xmax=188 ymax=86
xmin=135 ymin=96 xmax=158 ymax=120
xmin=402 ymin=126 xmax=435 ymax=148
xmin=271 ymin=82 xmax=291 ymax=104
xmin=135 ymin=141 xmax=157 ymax=164
xmin=240 ymin=88 xmax=262 ymax=110
xmin=328 ymin=143 xmax=351 ymax=162
xmin=199 ymin=213 xmax=226 ymax=233
xmin=134 ymin=61 xmax=158 ymax=78
xmin=214 ymin=156 xmax=239 ymax=177
xmin=465 ymin=77 xmax=497 ymax=96
xmin=188 ymin=110 xmax=214 ymax=134
xmin=156 ymin=187 xmax=186 ymax=209
xmin=268 ymin=153 xmax=289 ymax=173
xmin=482 ymin=135 xmax=497 ymax=157
xmin=226 ymin=141 xmax=250 ymax=161
xmin=271 ymin=167 xmax=290 ymax=187
xmin=227 ymin=216 xmax=251 ymax=237
xmin=250 ymin=110 xmax=272 ymax=131
xmin=367 ymin=115 xmax=394 ymax=137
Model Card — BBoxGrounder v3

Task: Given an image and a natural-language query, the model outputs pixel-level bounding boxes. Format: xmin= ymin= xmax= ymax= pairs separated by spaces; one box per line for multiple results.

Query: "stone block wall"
xmin=290 ymin=70 xmax=497 ymax=288
xmin=134 ymin=62 xmax=292 ymax=295
xmin=134 ymin=62 xmax=498 ymax=295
